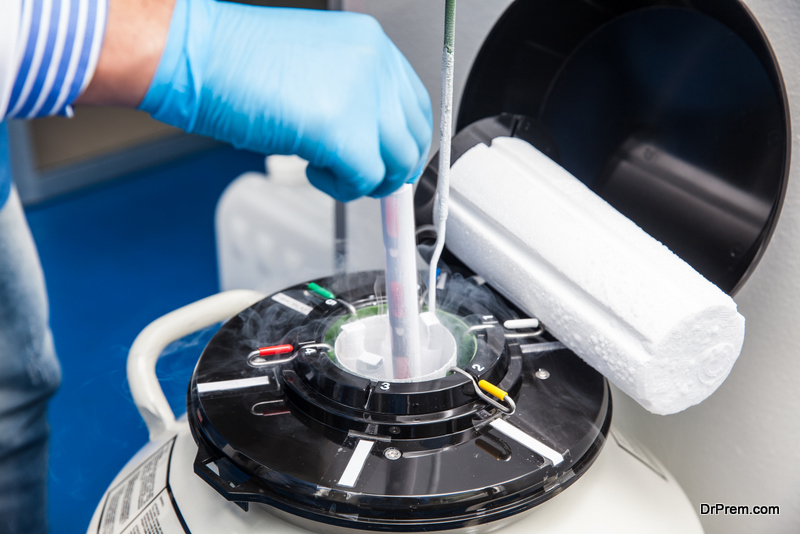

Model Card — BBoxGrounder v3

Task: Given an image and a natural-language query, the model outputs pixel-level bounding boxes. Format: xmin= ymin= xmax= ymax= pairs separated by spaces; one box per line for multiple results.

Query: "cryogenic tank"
xmin=88 ymin=0 xmax=794 ymax=531
xmin=88 ymin=276 xmax=700 ymax=534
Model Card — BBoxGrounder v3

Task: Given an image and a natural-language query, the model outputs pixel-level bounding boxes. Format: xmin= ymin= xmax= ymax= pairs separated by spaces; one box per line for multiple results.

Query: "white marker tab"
xmin=490 ymin=419 xmax=564 ymax=466
xmin=338 ymin=439 xmax=375 ymax=487
xmin=197 ymin=375 xmax=271 ymax=394
xmin=503 ymin=318 xmax=540 ymax=330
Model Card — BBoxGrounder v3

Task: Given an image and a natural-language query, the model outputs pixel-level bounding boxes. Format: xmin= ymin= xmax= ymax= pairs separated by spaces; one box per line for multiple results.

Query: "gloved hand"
xmin=140 ymin=0 xmax=432 ymax=202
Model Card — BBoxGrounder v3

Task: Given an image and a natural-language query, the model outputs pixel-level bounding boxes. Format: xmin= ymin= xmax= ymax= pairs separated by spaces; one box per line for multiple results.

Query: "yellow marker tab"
xmin=478 ymin=380 xmax=508 ymax=401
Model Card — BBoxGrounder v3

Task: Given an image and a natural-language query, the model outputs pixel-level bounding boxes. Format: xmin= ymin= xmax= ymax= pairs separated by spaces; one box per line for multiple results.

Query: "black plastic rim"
xmin=187 ymin=272 xmax=611 ymax=531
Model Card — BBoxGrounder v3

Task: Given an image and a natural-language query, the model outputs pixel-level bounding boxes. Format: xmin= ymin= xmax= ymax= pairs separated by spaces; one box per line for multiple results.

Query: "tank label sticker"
xmin=115 ymin=490 xmax=185 ymax=534
xmin=98 ymin=437 xmax=186 ymax=534
xmin=272 ymin=292 xmax=313 ymax=315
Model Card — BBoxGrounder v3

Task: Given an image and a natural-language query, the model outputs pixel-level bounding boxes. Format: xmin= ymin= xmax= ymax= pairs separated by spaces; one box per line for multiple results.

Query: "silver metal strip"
xmin=271 ymin=293 xmax=313 ymax=315
xmin=196 ymin=375 xmax=271 ymax=394
xmin=520 ymin=341 xmax=565 ymax=354
xmin=490 ymin=419 xmax=564 ymax=465
xmin=338 ymin=439 xmax=375 ymax=488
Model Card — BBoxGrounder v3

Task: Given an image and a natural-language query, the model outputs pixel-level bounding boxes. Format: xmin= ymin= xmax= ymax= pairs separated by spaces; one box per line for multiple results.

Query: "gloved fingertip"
xmin=307 ymin=165 xmax=382 ymax=203
xmin=421 ymin=98 xmax=434 ymax=130
xmin=367 ymin=188 xmax=393 ymax=199
xmin=368 ymin=172 xmax=408 ymax=199
xmin=400 ymin=53 xmax=433 ymax=122
xmin=306 ymin=166 xmax=341 ymax=201
xmin=404 ymin=153 xmax=428 ymax=185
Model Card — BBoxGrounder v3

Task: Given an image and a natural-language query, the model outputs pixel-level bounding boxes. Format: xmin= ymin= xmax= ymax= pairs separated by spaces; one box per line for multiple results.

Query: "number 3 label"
xmin=380 ymin=382 xmax=390 ymax=391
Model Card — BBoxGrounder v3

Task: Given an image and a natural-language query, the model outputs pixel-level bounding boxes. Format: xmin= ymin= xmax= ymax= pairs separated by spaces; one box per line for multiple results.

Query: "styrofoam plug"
xmin=446 ymin=136 xmax=746 ymax=414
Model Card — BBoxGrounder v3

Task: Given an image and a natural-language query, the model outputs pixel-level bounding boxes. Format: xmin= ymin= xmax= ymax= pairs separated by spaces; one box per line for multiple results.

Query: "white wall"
xmin=345 ymin=1 xmax=800 ymax=532
xmin=613 ymin=2 xmax=800 ymax=531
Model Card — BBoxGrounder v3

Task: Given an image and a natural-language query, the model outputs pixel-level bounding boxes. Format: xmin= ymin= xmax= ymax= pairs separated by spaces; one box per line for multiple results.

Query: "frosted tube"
xmin=428 ymin=0 xmax=457 ymax=315
xmin=381 ymin=184 xmax=421 ymax=379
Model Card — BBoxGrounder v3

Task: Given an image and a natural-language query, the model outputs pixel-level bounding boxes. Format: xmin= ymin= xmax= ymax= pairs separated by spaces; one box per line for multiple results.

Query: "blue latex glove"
xmin=140 ymin=0 xmax=432 ymax=202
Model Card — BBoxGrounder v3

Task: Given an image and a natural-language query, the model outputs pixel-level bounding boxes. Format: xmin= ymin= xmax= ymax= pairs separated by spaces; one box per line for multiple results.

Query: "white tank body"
xmin=86 ymin=417 xmax=703 ymax=534
xmin=87 ymin=290 xmax=703 ymax=534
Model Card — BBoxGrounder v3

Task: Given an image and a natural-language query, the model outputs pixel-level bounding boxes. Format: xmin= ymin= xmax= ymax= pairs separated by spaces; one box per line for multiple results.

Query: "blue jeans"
xmin=0 ymin=186 xmax=60 ymax=533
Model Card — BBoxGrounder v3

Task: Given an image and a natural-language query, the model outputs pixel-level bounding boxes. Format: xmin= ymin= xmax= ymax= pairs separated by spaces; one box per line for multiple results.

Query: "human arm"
xmin=77 ymin=0 xmax=433 ymax=202
xmin=0 ymin=0 xmax=108 ymax=209
xmin=0 ymin=0 xmax=108 ymax=120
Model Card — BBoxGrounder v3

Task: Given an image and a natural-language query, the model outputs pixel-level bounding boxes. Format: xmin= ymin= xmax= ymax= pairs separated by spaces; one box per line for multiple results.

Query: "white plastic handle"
xmin=127 ymin=290 xmax=266 ymax=440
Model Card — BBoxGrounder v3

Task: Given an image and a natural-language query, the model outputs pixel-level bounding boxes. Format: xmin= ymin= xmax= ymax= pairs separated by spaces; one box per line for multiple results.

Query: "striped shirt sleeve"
xmin=3 ymin=0 xmax=108 ymax=120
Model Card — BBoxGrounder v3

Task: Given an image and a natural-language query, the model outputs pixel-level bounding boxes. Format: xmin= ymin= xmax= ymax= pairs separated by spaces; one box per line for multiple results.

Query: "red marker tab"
xmin=257 ymin=344 xmax=295 ymax=357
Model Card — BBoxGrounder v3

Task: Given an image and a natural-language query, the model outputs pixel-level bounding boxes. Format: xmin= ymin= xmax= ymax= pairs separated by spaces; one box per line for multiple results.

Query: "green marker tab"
xmin=308 ymin=282 xmax=335 ymax=300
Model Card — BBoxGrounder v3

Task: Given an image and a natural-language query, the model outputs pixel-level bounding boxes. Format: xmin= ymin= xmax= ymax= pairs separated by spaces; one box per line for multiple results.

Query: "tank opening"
xmin=458 ymin=0 xmax=790 ymax=294
xmin=324 ymin=303 xmax=478 ymax=383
